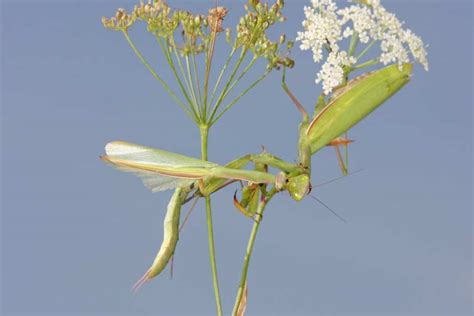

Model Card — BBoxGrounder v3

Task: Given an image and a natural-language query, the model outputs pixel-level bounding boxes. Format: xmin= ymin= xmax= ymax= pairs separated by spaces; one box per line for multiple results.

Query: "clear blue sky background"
xmin=1 ymin=0 xmax=472 ymax=315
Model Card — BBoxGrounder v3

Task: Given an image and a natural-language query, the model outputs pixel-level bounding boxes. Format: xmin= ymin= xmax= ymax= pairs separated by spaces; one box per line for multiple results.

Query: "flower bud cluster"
xmin=134 ymin=1 xmax=178 ymax=38
xmin=102 ymin=1 xmax=294 ymax=67
xmin=102 ymin=8 xmax=137 ymax=31
xmin=237 ymin=0 xmax=294 ymax=69
xmin=208 ymin=7 xmax=229 ymax=33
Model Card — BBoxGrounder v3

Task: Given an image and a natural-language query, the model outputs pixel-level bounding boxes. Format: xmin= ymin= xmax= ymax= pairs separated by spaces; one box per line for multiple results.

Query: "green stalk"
xmin=219 ymin=57 xmax=258 ymax=102
xmin=351 ymin=58 xmax=380 ymax=71
xmin=200 ymin=125 xmax=223 ymax=316
xmin=168 ymin=38 xmax=200 ymax=115
xmin=208 ymin=48 xmax=248 ymax=122
xmin=348 ymin=31 xmax=359 ymax=57
xmin=192 ymin=53 xmax=204 ymax=117
xmin=209 ymin=47 xmax=237 ymax=107
xmin=203 ymin=30 xmax=218 ymax=114
xmin=157 ymin=38 xmax=198 ymax=119
xmin=185 ymin=55 xmax=202 ymax=117
xmin=122 ymin=31 xmax=196 ymax=122
xmin=232 ymin=189 xmax=277 ymax=316
xmin=356 ymin=39 xmax=377 ymax=61
xmin=211 ymin=69 xmax=270 ymax=125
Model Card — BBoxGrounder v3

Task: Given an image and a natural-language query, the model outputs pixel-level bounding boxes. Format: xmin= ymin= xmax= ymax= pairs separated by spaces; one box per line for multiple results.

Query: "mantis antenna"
xmin=312 ymin=169 xmax=364 ymax=189
xmin=305 ymin=170 xmax=366 ymax=222
xmin=308 ymin=194 xmax=347 ymax=223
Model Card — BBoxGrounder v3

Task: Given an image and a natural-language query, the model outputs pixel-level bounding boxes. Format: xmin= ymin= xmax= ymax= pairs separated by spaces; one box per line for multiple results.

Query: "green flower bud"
xmin=279 ymin=34 xmax=286 ymax=45
xmin=248 ymin=0 xmax=259 ymax=9
xmin=284 ymin=58 xmax=295 ymax=68
xmin=194 ymin=15 xmax=201 ymax=27
xmin=226 ymin=28 xmax=232 ymax=44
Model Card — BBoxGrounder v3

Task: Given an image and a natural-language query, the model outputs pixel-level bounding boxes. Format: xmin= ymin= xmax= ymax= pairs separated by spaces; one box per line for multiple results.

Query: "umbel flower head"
xmin=102 ymin=0 xmax=293 ymax=69
xmin=297 ymin=0 xmax=429 ymax=95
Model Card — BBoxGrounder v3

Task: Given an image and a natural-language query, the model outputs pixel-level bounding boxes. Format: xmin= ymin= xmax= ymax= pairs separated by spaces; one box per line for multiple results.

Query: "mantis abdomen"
xmin=132 ymin=188 xmax=185 ymax=292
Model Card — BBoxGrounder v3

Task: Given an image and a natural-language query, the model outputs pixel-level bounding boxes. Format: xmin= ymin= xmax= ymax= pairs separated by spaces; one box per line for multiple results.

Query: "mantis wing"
xmin=101 ymin=141 xmax=276 ymax=193
xmin=306 ymin=64 xmax=412 ymax=154
xmin=101 ymin=141 xmax=218 ymax=192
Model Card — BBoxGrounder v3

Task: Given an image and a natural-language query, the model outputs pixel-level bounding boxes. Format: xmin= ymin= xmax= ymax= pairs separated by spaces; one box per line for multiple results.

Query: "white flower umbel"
xmin=317 ymin=51 xmax=357 ymax=95
xmin=297 ymin=0 xmax=428 ymax=95
xmin=299 ymin=0 xmax=342 ymax=63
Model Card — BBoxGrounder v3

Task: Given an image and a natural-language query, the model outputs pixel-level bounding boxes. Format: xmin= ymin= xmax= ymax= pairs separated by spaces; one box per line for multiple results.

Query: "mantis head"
xmin=287 ymin=174 xmax=311 ymax=201
xmin=275 ymin=172 xmax=311 ymax=201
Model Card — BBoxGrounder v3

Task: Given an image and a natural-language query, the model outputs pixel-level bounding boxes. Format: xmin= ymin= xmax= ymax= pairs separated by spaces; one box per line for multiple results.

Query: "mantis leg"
xmin=199 ymin=153 xmax=300 ymax=197
xmin=281 ymin=67 xmax=309 ymax=119
xmin=327 ymin=137 xmax=354 ymax=176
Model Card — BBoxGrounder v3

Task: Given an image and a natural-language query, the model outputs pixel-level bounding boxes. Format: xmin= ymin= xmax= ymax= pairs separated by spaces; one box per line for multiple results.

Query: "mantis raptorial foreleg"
xmin=233 ymin=184 xmax=261 ymax=219
xmin=198 ymin=152 xmax=302 ymax=198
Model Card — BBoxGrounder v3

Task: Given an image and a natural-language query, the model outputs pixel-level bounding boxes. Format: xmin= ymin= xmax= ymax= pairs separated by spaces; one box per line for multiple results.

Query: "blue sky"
xmin=1 ymin=0 xmax=472 ymax=315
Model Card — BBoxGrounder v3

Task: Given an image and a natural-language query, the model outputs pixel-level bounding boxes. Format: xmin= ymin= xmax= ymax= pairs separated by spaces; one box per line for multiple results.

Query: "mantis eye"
xmin=287 ymin=174 xmax=310 ymax=201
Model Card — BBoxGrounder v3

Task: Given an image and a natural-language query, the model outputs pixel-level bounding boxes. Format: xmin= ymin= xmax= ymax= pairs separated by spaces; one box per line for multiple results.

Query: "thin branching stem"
xmin=208 ymin=48 xmax=248 ymax=123
xmin=352 ymin=58 xmax=380 ymax=71
xmin=219 ymin=56 xmax=258 ymax=102
xmin=185 ymin=55 xmax=202 ymax=119
xmin=209 ymin=46 xmax=237 ymax=108
xmin=122 ymin=31 xmax=196 ymax=122
xmin=203 ymin=30 xmax=218 ymax=111
xmin=157 ymin=38 xmax=198 ymax=118
xmin=356 ymin=39 xmax=377 ymax=61
xmin=211 ymin=69 xmax=270 ymax=125
xmin=169 ymin=39 xmax=200 ymax=117
xmin=192 ymin=53 xmax=204 ymax=117
xmin=348 ymin=31 xmax=359 ymax=57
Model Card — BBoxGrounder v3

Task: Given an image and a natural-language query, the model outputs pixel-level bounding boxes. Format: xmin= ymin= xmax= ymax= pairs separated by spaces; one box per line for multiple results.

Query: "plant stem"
xmin=185 ymin=55 xmax=203 ymax=118
xmin=352 ymin=58 xmax=379 ymax=71
xmin=157 ymin=38 xmax=198 ymax=118
xmin=200 ymin=125 xmax=223 ymax=316
xmin=208 ymin=48 xmax=248 ymax=122
xmin=121 ymin=31 xmax=196 ymax=122
xmin=169 ymin=38 xmax=201 ymax=116
xmin=209 ymin=46 xmax=237 ymax=108
xmin=348 ymin=31 xmax=359 ymax=57
xmin=219 ymin=57 xmax=257 ymax=102
xmin=192 ymin=53 xmax=204 ymax=115
xmin=232 ymin=190 xmax=276 ymax=316
xmin=211 ymin=69 xmax=270 ymax=125
xmin=356 ymin=39 xmax=377 ymax=61
xmin=203 ymin=30 xmax=218 ymax=113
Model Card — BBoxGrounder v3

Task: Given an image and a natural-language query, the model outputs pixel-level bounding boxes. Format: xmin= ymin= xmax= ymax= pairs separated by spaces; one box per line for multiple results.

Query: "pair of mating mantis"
xmin=101 ymin=63 xmax=412 ymax=291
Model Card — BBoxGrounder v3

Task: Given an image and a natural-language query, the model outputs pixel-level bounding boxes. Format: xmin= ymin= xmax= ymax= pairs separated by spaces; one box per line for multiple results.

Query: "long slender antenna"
xmin=308 ymin=194 xmax=347 ymax=223
xmin=169 ymin=196 xmax=200 ymax=279
xmin=312 ymin=169 xmax=364 ymax=189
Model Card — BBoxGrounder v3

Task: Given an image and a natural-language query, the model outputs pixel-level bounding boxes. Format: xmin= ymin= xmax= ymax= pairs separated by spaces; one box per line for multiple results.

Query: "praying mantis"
xmin=101 ymin=63 xmax=412 ymax=291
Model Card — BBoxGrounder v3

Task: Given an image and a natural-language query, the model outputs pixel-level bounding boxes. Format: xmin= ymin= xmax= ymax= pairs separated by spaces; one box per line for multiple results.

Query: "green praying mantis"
xmin=101 ymin=63 xmax=412 ymax=291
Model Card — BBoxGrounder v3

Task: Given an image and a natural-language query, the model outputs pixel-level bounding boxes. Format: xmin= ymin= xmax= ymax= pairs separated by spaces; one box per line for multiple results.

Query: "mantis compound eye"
xmin=287 ymin=174 xmax=310 ymax=201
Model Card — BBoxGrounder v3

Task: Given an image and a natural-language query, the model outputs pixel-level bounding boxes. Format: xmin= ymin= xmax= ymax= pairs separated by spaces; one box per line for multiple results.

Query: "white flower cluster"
xmin=297 ymin=0 xmax=429 ymax=95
